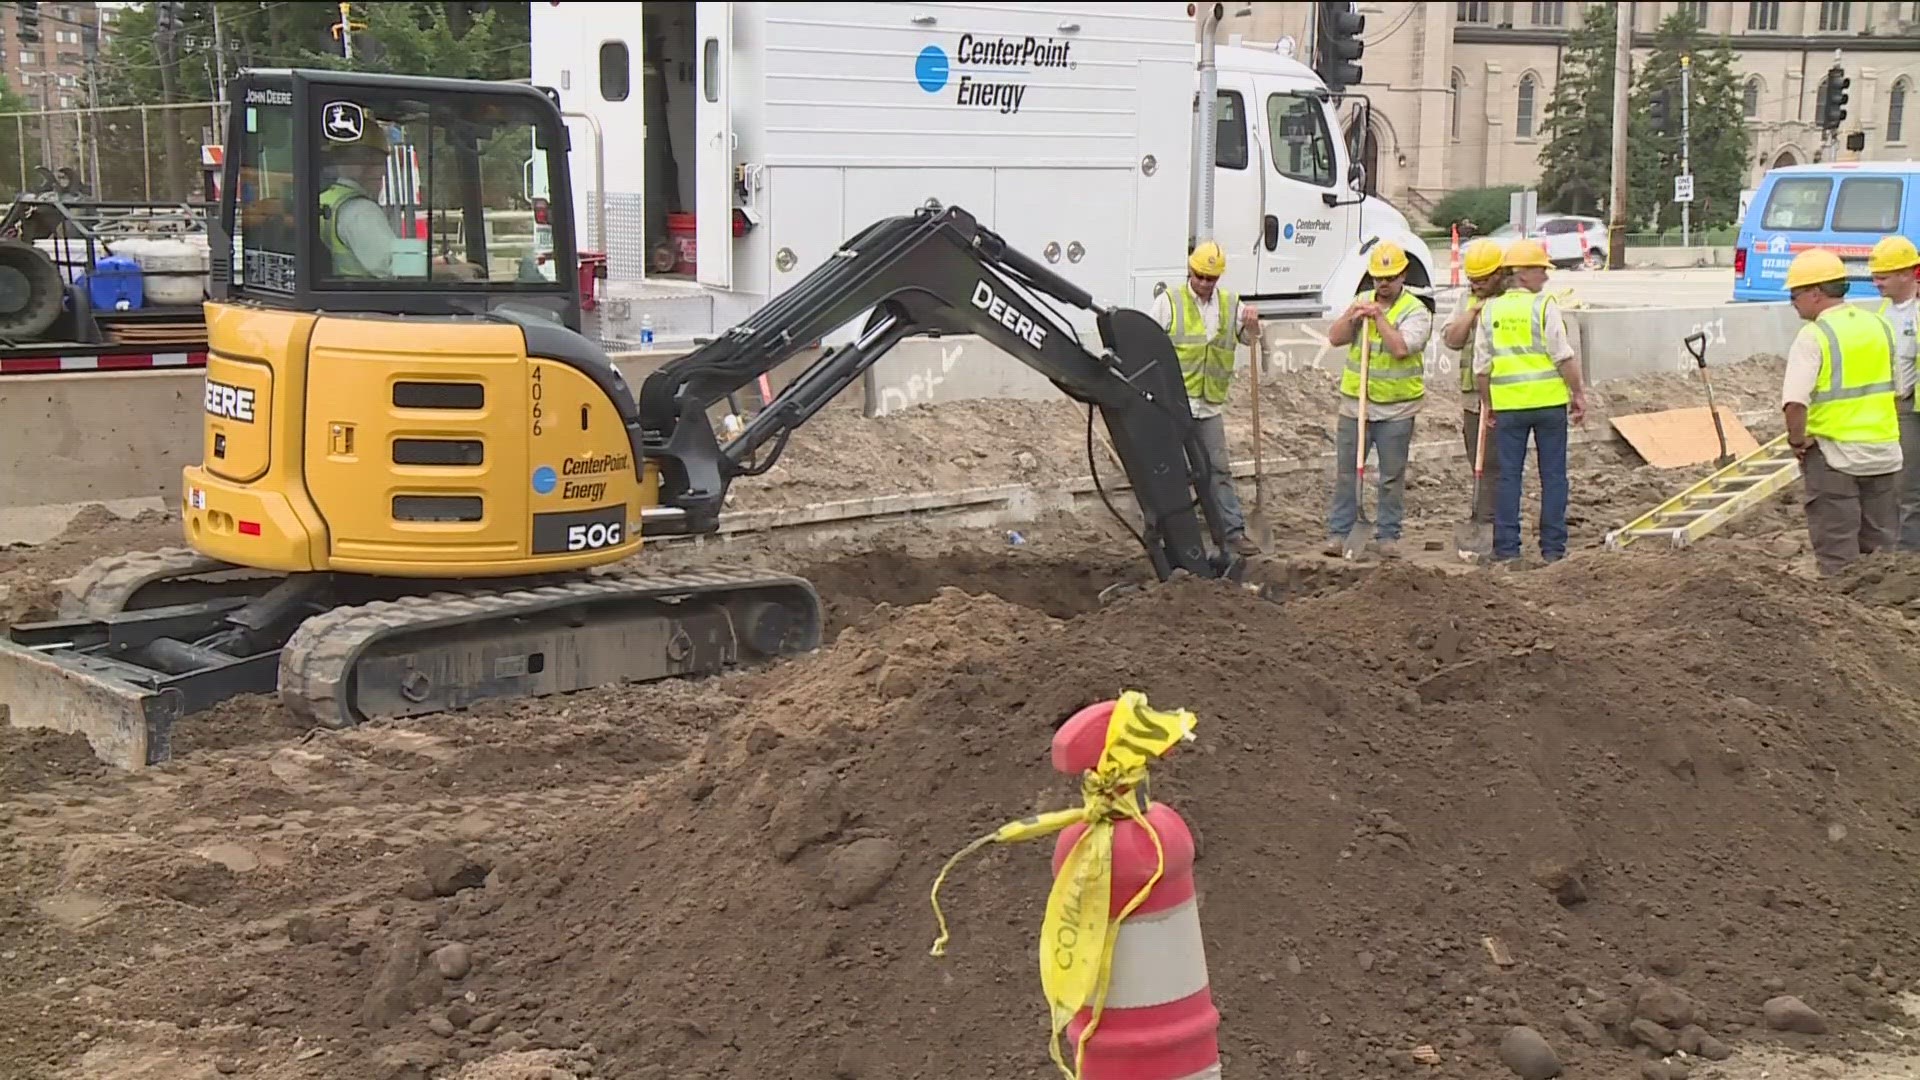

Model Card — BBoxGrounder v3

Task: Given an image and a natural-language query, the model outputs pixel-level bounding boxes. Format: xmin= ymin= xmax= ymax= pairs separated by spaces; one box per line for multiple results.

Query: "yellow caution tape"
xmin=928 ymin=690 xmax=1198 ymax=1080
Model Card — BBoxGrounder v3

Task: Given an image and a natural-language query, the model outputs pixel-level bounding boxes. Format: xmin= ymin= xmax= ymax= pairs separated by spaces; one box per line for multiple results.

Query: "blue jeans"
xmin=1327 ymin=413 xmax=1416 ymax=541
xmin=1493 ymin=405 xmax=1569 ymax=561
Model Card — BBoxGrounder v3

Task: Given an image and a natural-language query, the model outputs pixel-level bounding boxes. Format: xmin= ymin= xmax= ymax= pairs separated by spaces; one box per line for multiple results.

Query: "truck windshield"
xmin=1267 ymin=92 xmax=1336 ymax=187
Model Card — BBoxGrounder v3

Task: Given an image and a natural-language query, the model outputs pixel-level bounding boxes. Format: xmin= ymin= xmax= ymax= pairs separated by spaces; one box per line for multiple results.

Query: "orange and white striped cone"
xmin=1450 ymin=223 xmax=1461 ymax=286
xmin=1050 ymin=699 xmax=1220 ymax=1080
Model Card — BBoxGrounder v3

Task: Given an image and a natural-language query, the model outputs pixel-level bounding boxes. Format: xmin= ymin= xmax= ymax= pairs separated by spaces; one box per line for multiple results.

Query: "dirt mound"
xmin=1835 ymin=551 xmax=1920 ymax=614
xmin=57 ymin=551 xmax=1920 ymax=1078
xmin=0 ymin=725 xmax=111 ymax=793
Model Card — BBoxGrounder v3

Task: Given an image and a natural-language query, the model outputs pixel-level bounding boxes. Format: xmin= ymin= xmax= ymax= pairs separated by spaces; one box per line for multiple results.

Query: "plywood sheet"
xmin=1611 ymin=407 xmax=1761 ymax=469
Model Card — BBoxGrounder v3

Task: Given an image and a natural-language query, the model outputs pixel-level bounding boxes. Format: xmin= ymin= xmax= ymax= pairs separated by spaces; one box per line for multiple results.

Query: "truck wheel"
xmin=0 ymin=239 xmax=65 ymax=340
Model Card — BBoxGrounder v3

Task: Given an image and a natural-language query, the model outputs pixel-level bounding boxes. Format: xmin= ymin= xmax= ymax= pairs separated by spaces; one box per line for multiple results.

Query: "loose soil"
xmin=15 ymin=358 xmax=1918 ymax=1080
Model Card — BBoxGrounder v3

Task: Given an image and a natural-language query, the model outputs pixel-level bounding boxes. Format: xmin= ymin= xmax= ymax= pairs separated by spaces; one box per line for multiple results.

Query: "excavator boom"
xmin=638 ymin=205 xmax=1242 ymax=581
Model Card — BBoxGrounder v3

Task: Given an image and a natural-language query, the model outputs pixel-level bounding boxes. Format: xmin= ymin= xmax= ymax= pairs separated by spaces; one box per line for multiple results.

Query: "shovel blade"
xmin=0 ymin=637 xmax=180 ymax=769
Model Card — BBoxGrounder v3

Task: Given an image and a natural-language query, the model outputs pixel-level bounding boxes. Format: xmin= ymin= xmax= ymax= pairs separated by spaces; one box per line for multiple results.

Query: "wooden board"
xmin=1610 ymin=406 xmax=1761 ymax=469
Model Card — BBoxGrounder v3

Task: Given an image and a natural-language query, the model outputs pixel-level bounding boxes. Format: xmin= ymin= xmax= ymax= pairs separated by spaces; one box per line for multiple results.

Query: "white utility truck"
xmin=529 ymin=1 xmax=1436 ymax=344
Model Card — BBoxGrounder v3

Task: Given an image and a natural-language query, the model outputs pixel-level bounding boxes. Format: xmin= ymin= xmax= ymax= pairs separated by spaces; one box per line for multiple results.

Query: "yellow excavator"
xmin=0 ymin=69 xmax=1250 ymax=769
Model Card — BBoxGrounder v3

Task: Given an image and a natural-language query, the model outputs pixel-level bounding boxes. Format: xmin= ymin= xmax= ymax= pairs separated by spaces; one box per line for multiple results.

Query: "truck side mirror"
xmin=1348 ymin=162 xmax=1367 ymax=191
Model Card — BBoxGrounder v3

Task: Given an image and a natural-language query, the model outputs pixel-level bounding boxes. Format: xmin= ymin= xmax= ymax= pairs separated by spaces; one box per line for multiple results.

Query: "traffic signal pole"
xmin=1680 ymin=54 xmax=1691 ymax=247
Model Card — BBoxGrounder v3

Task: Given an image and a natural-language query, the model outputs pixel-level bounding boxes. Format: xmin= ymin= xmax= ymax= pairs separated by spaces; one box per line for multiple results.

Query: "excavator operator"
xmin=318 ymin=115 xmax=398 ymax=280
xmin=1152 ymin=239 xmax=1263 ymax=557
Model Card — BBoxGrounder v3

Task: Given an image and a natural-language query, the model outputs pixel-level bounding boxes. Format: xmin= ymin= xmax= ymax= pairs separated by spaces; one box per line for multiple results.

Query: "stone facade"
xmin=1222 ymin=1 xmax=1920 ymax=219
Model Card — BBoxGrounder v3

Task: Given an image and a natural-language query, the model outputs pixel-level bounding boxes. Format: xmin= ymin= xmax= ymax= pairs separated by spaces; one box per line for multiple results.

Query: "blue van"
xmin=1732 ymin=160 xmax=1920 ymax=302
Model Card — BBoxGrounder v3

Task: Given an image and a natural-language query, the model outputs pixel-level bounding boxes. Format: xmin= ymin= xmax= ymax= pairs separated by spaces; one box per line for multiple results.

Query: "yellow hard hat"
xmin=1188 ymin=240 xmax=1226 ymax=278
xmin=1868 ymin=235 xmax=1920 ymax=275
xmin=1785 ymin=248 xmax=1848 ymax=290
xmin=1367 ymin=241 xmax=1409 ymax=278
xmin=1502 ymin=238 xmax=1552 ymax=269
xmin=1462 ymin=238 xmax=1504 ymax=280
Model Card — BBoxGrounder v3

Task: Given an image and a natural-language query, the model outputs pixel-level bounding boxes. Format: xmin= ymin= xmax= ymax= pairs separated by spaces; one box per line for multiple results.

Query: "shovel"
xmin=1248 ymin=331 xmax=1275 ymax=550
xmin=1685 ymin=331 xmax=1736 ymax=469
xmin=1453 ymin=405 xmax=1494 ymax=560
xmin=1341 ymin=331 xmax=1373 ymax=560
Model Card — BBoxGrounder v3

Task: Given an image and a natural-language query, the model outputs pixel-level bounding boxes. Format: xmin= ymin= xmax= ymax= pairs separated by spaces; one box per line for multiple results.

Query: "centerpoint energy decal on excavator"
xmin=914 ymin=33 xmax=1075 ymax=115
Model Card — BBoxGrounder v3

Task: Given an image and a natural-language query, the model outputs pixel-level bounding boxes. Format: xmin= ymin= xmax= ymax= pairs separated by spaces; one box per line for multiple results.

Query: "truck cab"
xmin=1207 ymin=43 xmax=1435 ymax=318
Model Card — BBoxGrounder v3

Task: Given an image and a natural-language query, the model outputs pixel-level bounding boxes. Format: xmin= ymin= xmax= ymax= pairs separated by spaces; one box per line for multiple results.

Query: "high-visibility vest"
xmin=319 ymin=181 xmax=376 ymax=277
xmin=1804 ymin=303 xmax=1899 ymax=445
xmin=1342 ymin=288 xmax=1426 ymax=404
xmin=1166 ymin=282 xmax=1237 ymax=406
xmin=1458 ymin=292 xmax=1502 ymax=398
xmin=1480 ymin=289 xmax=1570 ymax=412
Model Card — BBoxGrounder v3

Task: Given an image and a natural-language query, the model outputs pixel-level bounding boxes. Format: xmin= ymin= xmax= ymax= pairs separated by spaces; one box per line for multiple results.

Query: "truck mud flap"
xmin=0 ymin=636 xmax=183 ymax=769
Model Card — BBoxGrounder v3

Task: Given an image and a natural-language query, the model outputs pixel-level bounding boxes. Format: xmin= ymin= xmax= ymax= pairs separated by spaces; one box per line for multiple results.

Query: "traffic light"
xmin=1648 ymin=87 xmax=1671 ymax=136
xmin=1820 ymin=64 xmax=1851 ymax=130
xmin=1315 ymin=1 xmax=1365 ymax=96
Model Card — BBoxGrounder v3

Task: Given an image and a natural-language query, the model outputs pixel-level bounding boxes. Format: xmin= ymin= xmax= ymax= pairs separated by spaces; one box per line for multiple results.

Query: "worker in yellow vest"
xmin=1867 ymin=235 xmax=1920 ymax=549
xmin=1322 ymin=240 xmax=1433 ymax=558
xmin=319 ymin=117 xmax=399 ymax=280
xmin=1153 ymin=239 xmax=1264 ymax=556
xmin=1471 ymin=238 xmax=1588 ymax=565
xmin=1441 ymin=238 xmax=1510 ymax=532
xmin=1782 ymin=248 xmax=1903 ymax=576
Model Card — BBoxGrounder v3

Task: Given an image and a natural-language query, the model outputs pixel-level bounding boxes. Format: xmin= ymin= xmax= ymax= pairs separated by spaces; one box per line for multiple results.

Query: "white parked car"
xmin=1485 ymin=214 xmax=1610 ymax=270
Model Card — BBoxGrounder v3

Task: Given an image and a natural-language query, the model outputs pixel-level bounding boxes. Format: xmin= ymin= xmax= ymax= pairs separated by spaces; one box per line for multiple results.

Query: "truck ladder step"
xmin=1604 ymin=434 xmax=1800 ymax=552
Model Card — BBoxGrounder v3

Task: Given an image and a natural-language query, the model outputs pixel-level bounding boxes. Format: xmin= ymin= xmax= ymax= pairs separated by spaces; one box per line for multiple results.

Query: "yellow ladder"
xmin=1603 ymin=433 xmax=1800 ymax=551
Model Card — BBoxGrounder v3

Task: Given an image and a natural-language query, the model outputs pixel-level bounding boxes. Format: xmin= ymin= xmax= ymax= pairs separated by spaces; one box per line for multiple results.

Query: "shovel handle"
xmin=1684 ymin=331 xmax=1708 ymax=369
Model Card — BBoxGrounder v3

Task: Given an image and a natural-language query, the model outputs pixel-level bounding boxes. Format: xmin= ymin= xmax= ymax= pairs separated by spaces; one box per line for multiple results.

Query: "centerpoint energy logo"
xmin=913 ymin=34 xmax=1075 ymax=115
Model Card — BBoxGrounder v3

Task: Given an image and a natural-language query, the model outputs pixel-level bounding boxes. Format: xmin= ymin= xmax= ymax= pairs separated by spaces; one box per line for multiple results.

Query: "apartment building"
xmin=1234 ymin=1 xmax=1920 ymax=220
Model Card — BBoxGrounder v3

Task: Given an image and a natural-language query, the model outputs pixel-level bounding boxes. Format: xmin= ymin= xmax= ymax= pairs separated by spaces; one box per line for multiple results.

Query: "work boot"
xmin=1229 ymin=532 xmax=1262 ymax=557
xmin=1322 ymin=537 xmax=1346 ymax=558
xmin=1371 ymin=538 xmax=1403 ymax=560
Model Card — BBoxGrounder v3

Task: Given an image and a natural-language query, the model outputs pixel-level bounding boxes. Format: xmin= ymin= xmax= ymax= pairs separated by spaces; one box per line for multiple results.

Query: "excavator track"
xmin=57 ymin=547 xmax=278 ymax=619
xmin=276 ymin=566 xmax=824 ymax=730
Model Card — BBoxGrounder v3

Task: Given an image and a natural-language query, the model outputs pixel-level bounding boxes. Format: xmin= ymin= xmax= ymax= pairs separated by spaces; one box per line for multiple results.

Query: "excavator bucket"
xmin=0 ymin=634 xmax=183 ymax=769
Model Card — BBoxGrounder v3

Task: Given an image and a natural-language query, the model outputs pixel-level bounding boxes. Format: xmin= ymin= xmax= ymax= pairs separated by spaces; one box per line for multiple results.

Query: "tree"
xmin=1629 ymin=9 xmax=1751 ymax=230
xmin=1536 ymin=4 xmax=1618 ymax=217
xmin=85 ymin=2 xmax=532 ymax=200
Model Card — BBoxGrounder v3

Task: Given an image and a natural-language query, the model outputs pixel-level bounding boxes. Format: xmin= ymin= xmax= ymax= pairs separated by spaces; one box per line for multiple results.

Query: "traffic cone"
xmin=1050 ymin=699 xmax=1221 ymax=1080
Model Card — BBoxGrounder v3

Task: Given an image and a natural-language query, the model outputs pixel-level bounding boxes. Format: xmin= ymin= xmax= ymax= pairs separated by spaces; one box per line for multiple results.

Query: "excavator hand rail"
xmin=635 ymin=205 xmax=1243 ymax=582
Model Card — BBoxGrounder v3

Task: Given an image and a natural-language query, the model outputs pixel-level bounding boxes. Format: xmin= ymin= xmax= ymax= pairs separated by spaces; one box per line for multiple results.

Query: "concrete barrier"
xmin=1564 ymin=301 xmax=1800 ymax=382
xmin=0 ymin=301 xmax=1796 ymax=519
xmin=860 ymin=335 xmax=1061 ymax=417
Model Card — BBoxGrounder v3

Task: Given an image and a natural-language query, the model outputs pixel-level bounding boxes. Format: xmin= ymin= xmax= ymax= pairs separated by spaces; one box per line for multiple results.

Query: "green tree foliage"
xmin=86 ymin=2 xmax=531 ymax=200
xmin=1536 ymin=4 xmax=1618 ymax=217
xmin=1429 ymin=185 xmax=1524 ymax=233
xmin=1629 ymin=9 xmax=1752 ymax=230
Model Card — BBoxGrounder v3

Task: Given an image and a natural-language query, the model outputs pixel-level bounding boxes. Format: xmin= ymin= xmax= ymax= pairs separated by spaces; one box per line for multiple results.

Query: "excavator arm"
xmin=637 ymin=205 xmax=1244 ymax=582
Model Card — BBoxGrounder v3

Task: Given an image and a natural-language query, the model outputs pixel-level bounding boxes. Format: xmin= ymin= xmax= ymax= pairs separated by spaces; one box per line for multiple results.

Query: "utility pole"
xmin=1679 ymin=54 xmax=1692 ymax=247
xmin=211 ymin=1 xmax=228 ymax=134
xmin=1606 ymin=1 xmax=1631 ymax=270
xmin=337 ymin=1 xmax=355 ymax=61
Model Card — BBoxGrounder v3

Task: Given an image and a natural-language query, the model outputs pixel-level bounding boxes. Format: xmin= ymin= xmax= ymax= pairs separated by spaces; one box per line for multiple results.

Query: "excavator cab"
xmin=214 ymin=69 xmax=583 ymax=328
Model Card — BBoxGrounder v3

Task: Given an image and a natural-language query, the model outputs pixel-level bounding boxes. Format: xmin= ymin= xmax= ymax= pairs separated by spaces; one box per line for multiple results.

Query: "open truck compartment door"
xmin=694 ymin=1 xmax=734 ymax=290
